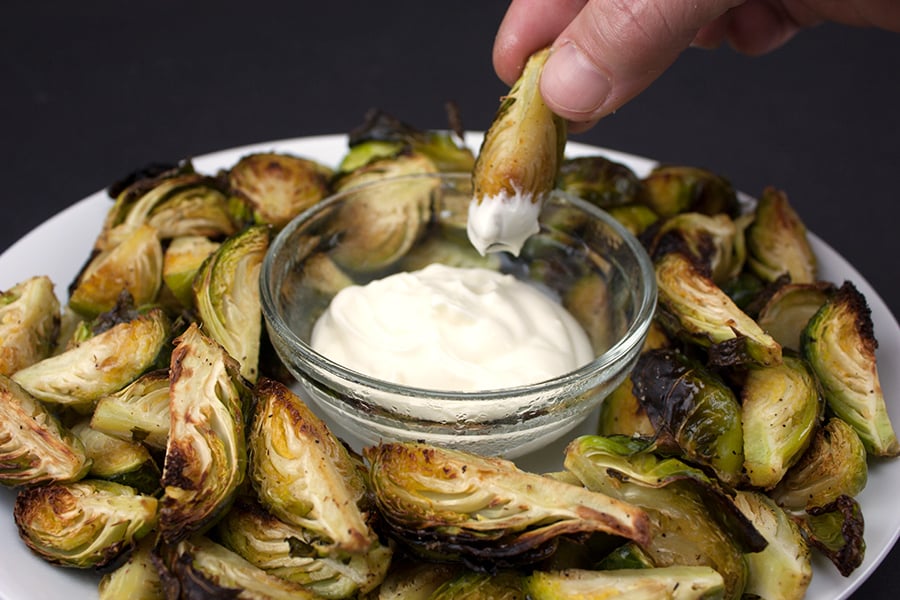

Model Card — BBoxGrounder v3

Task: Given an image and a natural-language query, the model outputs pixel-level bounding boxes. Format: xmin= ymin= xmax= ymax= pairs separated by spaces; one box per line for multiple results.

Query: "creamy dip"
xmin=310 ymin=263 xmax=593 ymax=392
xmin=466 ymin=189 xmax=542 ymax=256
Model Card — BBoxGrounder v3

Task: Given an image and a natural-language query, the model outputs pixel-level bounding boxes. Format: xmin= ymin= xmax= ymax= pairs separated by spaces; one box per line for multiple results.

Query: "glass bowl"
xmin=260 ymin=172 xmax=656 ymax=458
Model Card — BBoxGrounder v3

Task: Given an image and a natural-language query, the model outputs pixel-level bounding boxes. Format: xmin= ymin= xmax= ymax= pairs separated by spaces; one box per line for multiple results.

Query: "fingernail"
xmin=542 ymin=43 xmax=612 ymax=117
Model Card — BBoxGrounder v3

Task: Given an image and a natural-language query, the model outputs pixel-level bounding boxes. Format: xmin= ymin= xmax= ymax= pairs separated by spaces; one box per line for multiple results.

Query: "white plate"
xmin=0 ymin=134 xmax=897 ymax=600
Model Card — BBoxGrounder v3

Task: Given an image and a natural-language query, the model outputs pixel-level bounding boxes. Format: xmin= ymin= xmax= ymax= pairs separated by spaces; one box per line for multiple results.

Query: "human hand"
xmin=494 ymin=0 xmax=900 ymax=132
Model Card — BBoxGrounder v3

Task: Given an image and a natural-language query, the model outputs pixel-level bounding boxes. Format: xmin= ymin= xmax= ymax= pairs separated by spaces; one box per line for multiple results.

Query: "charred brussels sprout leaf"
xmin=155 ymin=535 xmax=319 ymax=599
xmin=0 ymin=275 xmax=60 ymax=376
xmin=0 ymin=374 xmax=90 ymax=486
xmin=364 ymin=441 xmax=650 ymax=569
xmin=193 ymin=224 xmax=269 ymax=383
xmin=13 ymin=479 xmax=157 ymax=569
xmin=524 ymin=566 xmax=725 ymax=600
xmin=795 ymin=495 xmax=866 ymax=577
xmin=68 ymin=223 xmax=163 ymax=318
xmin=740 ymin=354 xmax=823 ymax=490
xmin=556 ymin=155 xmax=645 ymax=209
xmin=90 ymin=369 xmax=171 ymax=451
xmin=159 ymin=323 xmax=250 ymax=543
xmin=470 ymin=47 xmax=566 ymax=255
xmin=641 ymin=165 xmax=739 ymax=218
xmin=217 ymin=497 xmax=391 ymax=599
xmin=630 ymin=349 xmax=744 ymax=486
xmin=801 ymin=281 xmax=900 ymax=457
xmin=654 ymin=251 xmax=782 ymax=367
xmin=11 ymin=307 xmax=170 ymax=410
xmin=747 ymin=187 xmax=816 ymax=284
xmin=733 ymin=490 xmax=812 ymax=600
xmin=342 ymin=108 xmax=475 ymax=174
xmin=564 ymin=435 xmax=766 ymax=600
xmin=771 ymin=417 xmax=868 ymax=511
xmin=248 ymin=378 xmax=376 ymax=555
xmin=227 ymin=152 xmax=333 ymax=230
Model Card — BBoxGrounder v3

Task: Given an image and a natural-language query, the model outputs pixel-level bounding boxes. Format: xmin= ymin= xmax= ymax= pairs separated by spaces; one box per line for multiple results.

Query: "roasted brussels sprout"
xmin=556 ymin=155 xmax=645 ymax=209
xmin=564 ymin=435 xmax=766 ymax=600
xmin=98 ymin=534 xmax=163 ymax=600
xmin=373 ymin=560 xmax=462 ymax=600
xmin=470 ymin=47 xmax=566 ymax=255
xmin=0 ymin=275 xmax=60 ymax=376
xmin=755 ymin=281 xmax=835 ymax=351
xmin=90 ymin=369 xmax=170 ymax=451
xmin=746 ymin=187 xmax=816 ymax=284
xmin=771 ymin=417 xmax=868 ymax=511
xmin=13 ymin=479 xmax=157 ymax=569
xmin=733 ymin=490 xmax=811 ymax=600
xmin=162 ymin=235 xmax=220 ymax=308
xmin=741 ymin=354 xmax=823 ymax=489
xmin=642 ymin=212 xmax=747 ymax=285
xmin=193 ymin=224 xmax=269 ymax=383
xmin=159 ymin=323 xmax=250 ymax=543
xmin=248 ymin=378 xmax=376 ymax=555
xmin=227 ymin=152 xmax=333 ymax=229
xmin=641 ymin=165 xmax=739 ymax=218
xmin=11 ymin=306 xmax=169 ymax=410
xmin=0 ymin=374 xmax=90 ymax=486
xmin=524 ymin=566 xmax=725 ymax=600
xmin=104 ymin=170 xmax=251 ymax=241
xmin=68 ymin=223 xmax=164 ymax=318
xmin=606 ymin=204 xmax=660 ymax=236
xmin=801 ymin=281 xmax=900 ymax=457
xmin=71 ymin=420 xmax=161 ymax=496
xmin=330 ymin=153 xmax=438 ymax=272
xmin=155 ymin=535 xmax=319 ymax=599
xmin=364 ymin=441 xmax=650 ymax=569
xmin=630 ymin=348 xmax=744 ymax=486
xmin=218 ymin=497 xmax=391 ymax=599
xmin=654 ymin=251 xmax=782 ymax=367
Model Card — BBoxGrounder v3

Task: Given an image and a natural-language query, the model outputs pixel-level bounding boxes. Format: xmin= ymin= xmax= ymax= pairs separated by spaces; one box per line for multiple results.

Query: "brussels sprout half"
xmin=227 ymin=152 xmax=333 ymax=230
xmin=248 ymin=378 xmax=376 ymax=555
xmin=0 ymin=374 xmax=91 ymax=486
xmin=97 ymin=534 xmax=163 ymax=600
xmin=740 ymin=354 xmax=823 ymax=490
xmin=218 ymin=497 xmax=391 ymax=599
xmin=0 ymin=275 xmax=60 ymax=376
xmin=556 ymin=155 xmax=645 ymax=209
xmin=801 ymin=281 xmax=900 ymax=457
xmin=162 ymin=235 xmax=221 ymax=309
xmin=364 ymin=441 xmax=650 ymax=569
xmin=470 ymin=47 xmax=566 ymax=255
xmin=71 ymin=420 xmax=161 ymax=496
xmin=90 ymin=369 xmax=171 ymax=451
xmin=641 ymin=165 xmax=739 ymax=218
xmin=654 ymin=251 xmax=782 ymax=367
xmin=11 ymin=307 xmax=170 ymax=410
xmin=13 ymin=479 xmax=157 ymax=569
xmin=746 ymin=187 xmax=816 ymax=285
xmin=193 ymin=224 xmax=269 ymax=383
xmin=630 ymin=348 xmax=744 ymax=486
xmin=159 ymin=323 xmax=250 ymax=543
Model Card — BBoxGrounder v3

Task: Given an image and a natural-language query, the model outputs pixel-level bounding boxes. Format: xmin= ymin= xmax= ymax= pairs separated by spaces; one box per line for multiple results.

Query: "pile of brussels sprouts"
xmin=0 ymin=106 xmax=896 ymax=600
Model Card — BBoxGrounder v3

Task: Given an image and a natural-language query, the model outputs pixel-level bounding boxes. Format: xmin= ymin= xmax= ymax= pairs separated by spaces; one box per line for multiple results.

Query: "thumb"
xmin=541 ymin=0 xmax=743 ymax=130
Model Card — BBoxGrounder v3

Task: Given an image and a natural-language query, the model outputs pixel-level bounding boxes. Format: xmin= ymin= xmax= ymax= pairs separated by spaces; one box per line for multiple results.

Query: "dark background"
xmin=2 ymin=2 xmax=898 ymax=597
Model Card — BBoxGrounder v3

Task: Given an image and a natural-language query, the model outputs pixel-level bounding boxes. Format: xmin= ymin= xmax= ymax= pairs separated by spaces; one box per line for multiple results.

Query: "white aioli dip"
xmin=466 ymin=190 xmax=542 ymax=256
xmin=310 ymin=263 xmax=593 ymax=392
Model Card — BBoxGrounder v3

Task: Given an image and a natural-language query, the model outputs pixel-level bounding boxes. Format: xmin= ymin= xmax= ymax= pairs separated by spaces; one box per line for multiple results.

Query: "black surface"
xmin=2 ymin=2 xmax=899 ymax=597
